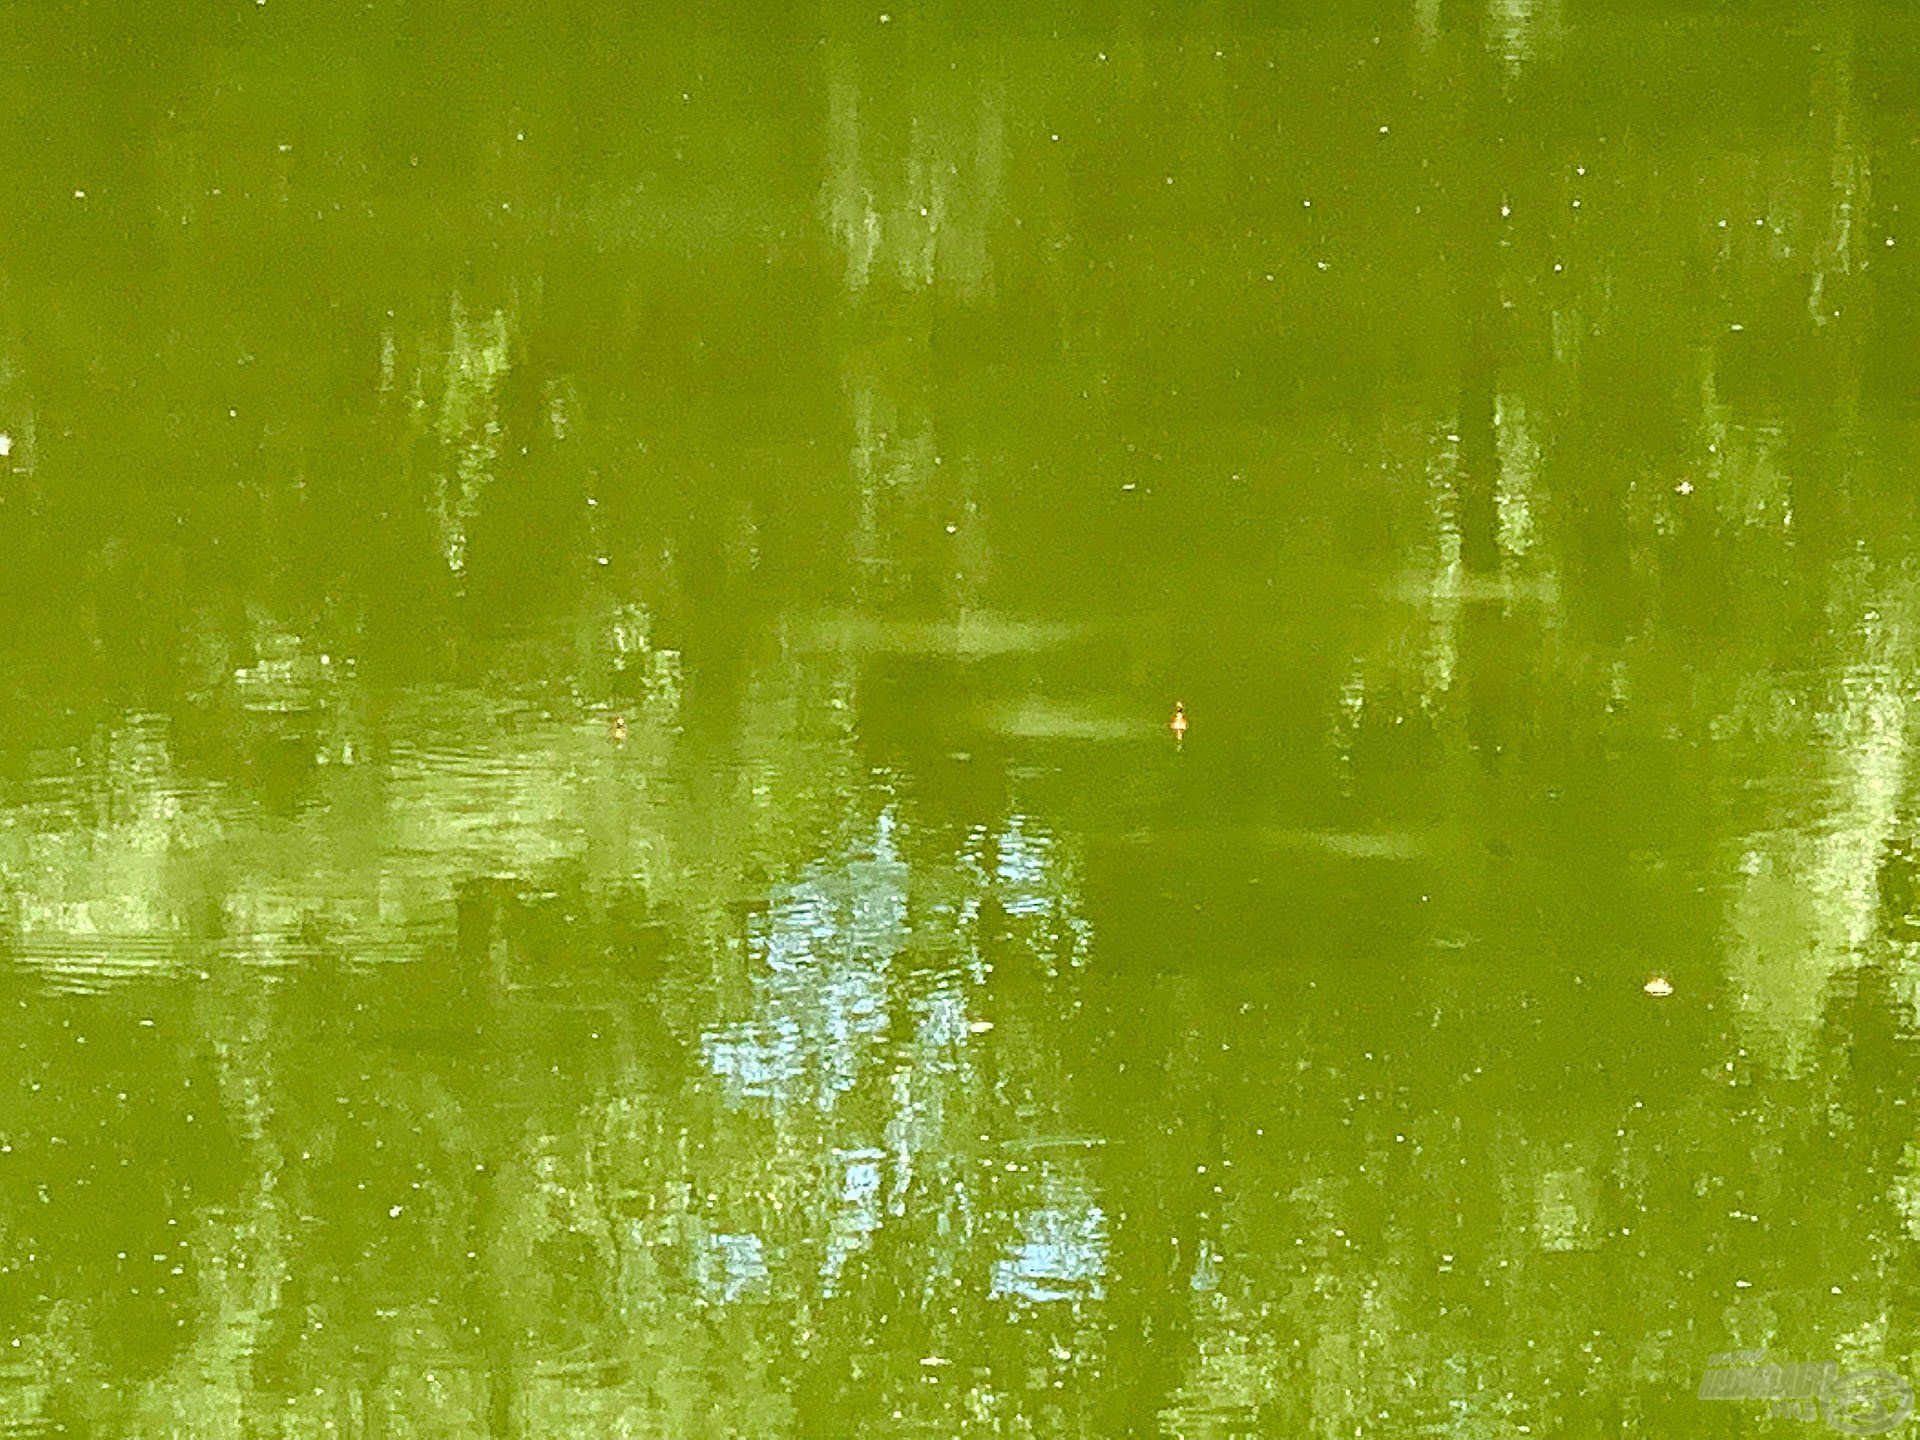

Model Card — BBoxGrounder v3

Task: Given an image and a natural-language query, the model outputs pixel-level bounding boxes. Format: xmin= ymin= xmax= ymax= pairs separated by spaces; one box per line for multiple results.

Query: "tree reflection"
xmin=0 ymin=1 xmax=1919 ymax=1434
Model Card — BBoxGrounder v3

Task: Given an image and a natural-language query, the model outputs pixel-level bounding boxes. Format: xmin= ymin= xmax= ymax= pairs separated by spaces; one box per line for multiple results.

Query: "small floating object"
xmin=608 ymin=714 xmax=628 ymax=743
xmin=1643 ymin=975 xmax=1674 ymax=998
xmin=1170 ymin=701 xmax=1189 ymax=738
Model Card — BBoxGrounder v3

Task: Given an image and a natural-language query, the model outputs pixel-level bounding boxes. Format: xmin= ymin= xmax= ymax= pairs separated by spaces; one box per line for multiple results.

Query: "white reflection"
xmin=990 ymin=1166 xmax=1107 ymax=1306
xmin=1486 ymin=0 xmax=1560 ymax=74
xmin=822 ymin=1147 xmax=886 ymax=1293
xmin=821 ymin=57 xmax=1005 ymax=297
xmin=1726 ymin=602 xmax=1913 ymax=1057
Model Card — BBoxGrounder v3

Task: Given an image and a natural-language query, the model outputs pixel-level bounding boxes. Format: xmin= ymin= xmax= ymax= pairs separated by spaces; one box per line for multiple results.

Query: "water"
xmin=1 ymin=3 xmax=1918 ymax=1435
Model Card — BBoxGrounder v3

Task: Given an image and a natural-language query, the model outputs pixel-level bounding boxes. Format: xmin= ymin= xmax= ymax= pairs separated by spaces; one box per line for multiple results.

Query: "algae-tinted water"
xmin=1 ymin=3 xmax=1918 ymax=1435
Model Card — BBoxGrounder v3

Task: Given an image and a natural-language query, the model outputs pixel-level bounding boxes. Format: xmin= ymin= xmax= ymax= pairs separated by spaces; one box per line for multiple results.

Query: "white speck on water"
xmin=1729 ymin=323 xmax=1744 ymax=332
xmin=1500 ymin=203 xmax=1511 ymax=218
xmin=72 ymin=190 xmax=85 ymax=200
xmin=0 ymin=434 xmax=12 ymax=458
xmin=1378 ymin=125 xmax=1389 ymax=134
xmin=878 ymin=10 xmax=890 ymax=19
xmin=389 ymin=1206 xmax=403 ymax=1218
xmin=1675 ymin=480 xmax=1694 ymax=496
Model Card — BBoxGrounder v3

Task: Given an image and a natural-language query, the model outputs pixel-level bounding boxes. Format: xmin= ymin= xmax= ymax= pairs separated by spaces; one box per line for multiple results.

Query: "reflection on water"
xmin=3 ymin=2 xmax=1920 ymax=1436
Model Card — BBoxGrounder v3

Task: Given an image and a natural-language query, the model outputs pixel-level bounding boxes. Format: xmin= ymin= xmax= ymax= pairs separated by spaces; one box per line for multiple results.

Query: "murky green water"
xmin=3 ymin=3 xmax=1920 ymax=1435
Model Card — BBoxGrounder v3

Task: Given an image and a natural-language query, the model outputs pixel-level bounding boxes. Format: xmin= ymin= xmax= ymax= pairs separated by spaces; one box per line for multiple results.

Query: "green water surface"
xmin=1 ymin=2 xmax=1918 ymax=1435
